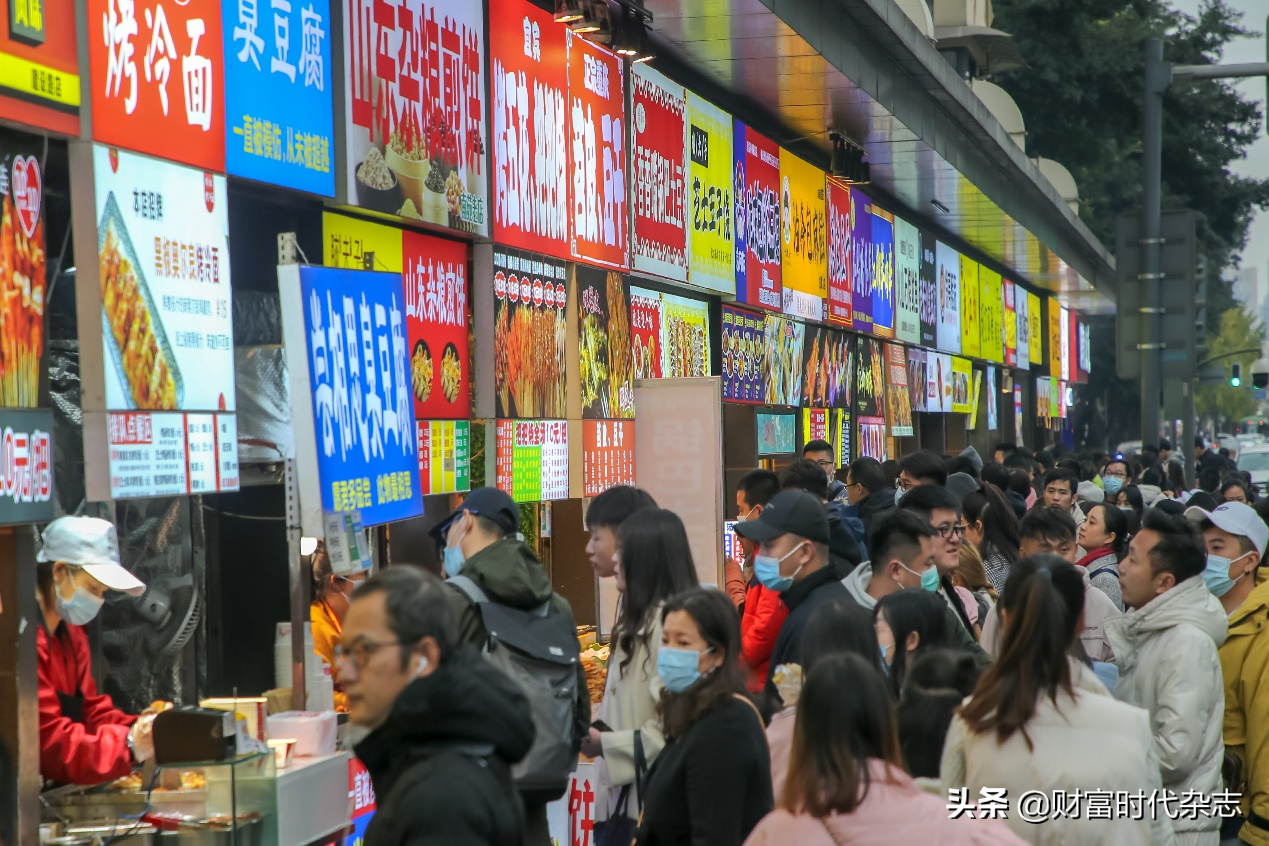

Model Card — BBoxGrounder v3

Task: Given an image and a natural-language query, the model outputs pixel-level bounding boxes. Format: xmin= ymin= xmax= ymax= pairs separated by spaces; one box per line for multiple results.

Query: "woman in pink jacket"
xmin=746 ymin=653 xmax=1025 ymax=846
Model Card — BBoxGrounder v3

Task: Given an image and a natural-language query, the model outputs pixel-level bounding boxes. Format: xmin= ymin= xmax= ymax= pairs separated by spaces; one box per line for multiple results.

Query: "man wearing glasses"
xmin=337 ymin=566 xmax=535 ymax=846
xmin=803 ymin=439 xmax=848 ymax=503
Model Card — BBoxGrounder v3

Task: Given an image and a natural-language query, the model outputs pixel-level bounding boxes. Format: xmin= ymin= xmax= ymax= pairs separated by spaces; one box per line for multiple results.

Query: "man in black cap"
xmin=430 ymin=487 xmax=590 ymax=846
xmin=734 ymin=489 xmax=850 ymax=704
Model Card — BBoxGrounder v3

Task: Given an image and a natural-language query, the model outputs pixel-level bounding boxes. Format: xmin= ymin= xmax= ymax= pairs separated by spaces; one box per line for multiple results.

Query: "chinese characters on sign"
xmin=979 ymin=268 xmax=1004 ymax=364
xmin=403 ymin=229 xmax=469 ymax=419
xmin=733 ymin=121 xmax=781 ymax=311
xmin=629 ymin=287 xmax=711 ymax=380
xmin=630 ymin=63 xmax=686 ymax=282
xmin=582 ymin=419 xmax=635 ymax=497
xmin=0 ymin=408 xmax=54 ymax=525
xmin=779 ymin=149 xmax=825 ymax=322
xmin=870 ymin=207 xmax=894 ymax=338
xmin=685 ymin=92 xmax=733 ymax=295
xmin=885 ymin=343 xmax=912 ymax=437
xmin=567 ymin=34 xmax=627 ymax=269
xmin=850 ymin=189 xmax=873 ymax=333
xmin=894 ymin=216 xmax=920 ymax=345
xmin=960 ymin=256 xmax=980 ymax=359
xmin=936 ymin=241 xmax=961 ymax=354
xmin=417 ymin=419 xmax=470 ymax=495
xmin=825 ymin=178 xmax=852 ymax=327
xmin=495 ymin=419 xmax=568 ymax=502
xmin=0 ymin=0 xmax=80 ymax=134
xmin=102 ymin=411 xmax=239 ymax=498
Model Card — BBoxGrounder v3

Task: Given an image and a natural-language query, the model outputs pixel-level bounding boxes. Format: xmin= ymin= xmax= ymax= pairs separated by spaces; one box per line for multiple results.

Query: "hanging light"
xmin=829 ymin=132 xmax=848 ymax=177
xmin=570 ymin=0 xmax=610 ymax=36
xmin=555 ymin=0 xmax=585 ymax=23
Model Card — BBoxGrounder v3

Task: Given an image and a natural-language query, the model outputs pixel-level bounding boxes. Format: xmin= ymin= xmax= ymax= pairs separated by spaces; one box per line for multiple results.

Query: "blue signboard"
xmin=297 ymin=266 xmax=422 ymax=526
xmin=223 ymin=0 xmax=335 ymax=196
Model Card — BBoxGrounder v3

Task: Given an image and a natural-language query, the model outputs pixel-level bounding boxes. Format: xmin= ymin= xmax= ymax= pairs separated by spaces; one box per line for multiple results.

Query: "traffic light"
xmin=1232 ymin=363 xmax=1243 ymax=387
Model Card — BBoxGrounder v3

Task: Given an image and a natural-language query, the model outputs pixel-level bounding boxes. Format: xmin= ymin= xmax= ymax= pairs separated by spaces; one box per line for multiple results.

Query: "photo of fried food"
xmin=100 ymin=222 xmax=177 ymax=409
xmin=440 ymin=342 xmax=461 ymax=403
xmin=0 ymin=188 xmax=45 ymax=408
xmin=411 ymin=340 xmax=433 ymax=402
xmin=605 ymin=272 xmax=633 ymax=417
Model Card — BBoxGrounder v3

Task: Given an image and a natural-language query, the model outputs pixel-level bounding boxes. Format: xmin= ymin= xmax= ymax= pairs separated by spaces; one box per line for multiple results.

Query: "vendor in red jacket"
xmin=36 ymin=516 xmax=156 ymax=785
xmin=735 ymin=470 xmax=788 ymax=693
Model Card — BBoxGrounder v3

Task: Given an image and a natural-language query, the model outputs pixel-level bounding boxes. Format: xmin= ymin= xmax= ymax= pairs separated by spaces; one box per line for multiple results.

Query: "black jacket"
xmin=635 ymin=696 xmax=773 ymax=846
xmin=824 ymin=500 xmax=864 ymax=576
xmin=357 ymin=651 xmax=536 ymax=846
xmin=855 ymin=486 xmax=897 ymax=540
xmin=762 ymin=565 xmax=853 ymax=702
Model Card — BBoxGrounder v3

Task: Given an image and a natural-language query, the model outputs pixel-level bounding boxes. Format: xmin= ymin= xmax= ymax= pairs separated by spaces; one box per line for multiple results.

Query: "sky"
xmin=1171 ymin=0 xmax=1269 ymax=292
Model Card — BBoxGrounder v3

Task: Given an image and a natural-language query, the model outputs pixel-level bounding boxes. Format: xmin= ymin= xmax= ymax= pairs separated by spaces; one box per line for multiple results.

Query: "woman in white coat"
xmin=582 ymin=509 xmax=699 ymax=829
xmin=941 ymin=554 xmax=1174 ymax=846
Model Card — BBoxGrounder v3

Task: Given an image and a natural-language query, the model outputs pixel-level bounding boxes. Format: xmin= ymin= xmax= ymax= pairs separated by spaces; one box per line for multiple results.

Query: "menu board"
xmin=802 ymin=407 xmax=827 ymax=443
xmin=225 ymin=0 xmax=334 ymax=195
xmin=850 ymin=190 xmax=873 ymax=333
xmin=779 ymin=149 xmax=826 ymax=321
xmin=576 ymin=266 xmax=635 ymax=418
xmin=1004 ymin=280 xmax=1018 ymax=368
xmin=418 ymin=419 xmax=470 ymax=495
xmin=1047 ymin=297 xmax=1063 ymax=377
xmin=952 ymin=357 xmax=972 ymax=414
xmin=1037 ymin=377 xmax=1051 ymax=422
xmin=870 ymin=207 xmax=895 ymax=338
xmin=733 ymin=121 xmax=781 ymax=310
xmin=826 ymin=178 xmax=852 ymax=326
xmin=969 ymin=370 xmax=983 ymax=429
xmin=1079 ymin=321 xmax=1092 ymax=375
xmin=0 ymin=0 xmax=78 ymax=135
xmin=721 ymin=305 xmax=766 ymax=403
xmin=631 ymin=64 xmax=686 ymax=281
xmin=583 ymin=419 xmax=636 ymax=497
xmin=0 ymin=141 xmax=45 ymax=407
xmin=980 ymin=268 xmax=1004 ymax=364
xmin=404 ymin=231 xmax=470 ymax=419
xmin=855 ymin=338 xmax=883 ymax=419
xmin=491 ymin=0 xmax=568 ymax=255
xmin=936 ymin=242 xmax=961 ymax=353
xmin=757 ymin=411 xmax=796 ymax=455
xmin=103 ymin=411 xmax=238 ymax=498
xmin=986 ymin=367 xmax=999 ymax=431
xmin=280 ymin=265 xmax=421 ymax=525
xmin=858 ymin=418 xmax=886 ymax=461
xmin=1014 ymin=385 xmax=1024 ymax=445
xmin=929 ymin=352 xmax=954 ymax=413
xmin=832 ymin=408 xmax=852 ymax=466
xmin=1059 ymin=306 xmax=1071 ymax=381
xmin=0 ymin=408 xmax=54 ymax=525
xmin=906 ymin=348 xmax=927 ymax=414
xmin=1016 ymin=288 xmax=1030 ymax=367
xmin=1056 ymin=379 xmax=1066 ymax=419
xmin=629 ymin=286 xmax=711 ymax=380
xmin=886 ymin=344 xmax=913 ymax=437
xmin=894 ymin=217 xmax=920 ymax=344
xmin=686 ymin=92 xmax=733 ymax=294
xmin=919 ymin=231 xmax=937 ymax=347
xmin=495 ymin=419 xmax=568 ymax=502
xmin=960 ymin=257 xmax=980 ymax=359
xmin=800 ymin=325 xmax=852 ymax=409
xmin=1027 ymin=291 xmax=1042 ymax=365
xmin=763 ymin=313 xmax=805 ymax=407
xmin=568 ymin=34 xmax=627 ymax=269
xmin=492 ymin=246 xmax=568 ymax=418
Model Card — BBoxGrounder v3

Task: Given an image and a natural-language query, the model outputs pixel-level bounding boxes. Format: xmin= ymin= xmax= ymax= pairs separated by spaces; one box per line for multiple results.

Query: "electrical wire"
xmin=100 ymin=765 xmax=162 ymax=845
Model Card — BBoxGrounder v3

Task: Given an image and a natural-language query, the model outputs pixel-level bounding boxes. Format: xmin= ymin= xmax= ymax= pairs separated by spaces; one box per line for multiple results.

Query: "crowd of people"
xmin=334 ymin=436 xmax=1269 ymax=846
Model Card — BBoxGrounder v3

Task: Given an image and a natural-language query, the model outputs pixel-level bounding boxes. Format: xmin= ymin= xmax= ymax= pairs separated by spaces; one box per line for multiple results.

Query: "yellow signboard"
xmin=952 ymin=357 xmax=973 ymax=414
xmin=322 ymin=212 xmax=404 ymax=272
xmin=779 ymin=149 xmax=827 ymax=304
xmin=686 ymin=93 xmax=734 ymax=294
xmin=1048 ymin=297 xmax=1063 ymax=377
xmin=1027 ymin=291 xmax=1042 ymax=365
xmin=979 ymin=268 xmax=1004 ymax=363
xmin=960 ymin=257 xmax=980 ymax=359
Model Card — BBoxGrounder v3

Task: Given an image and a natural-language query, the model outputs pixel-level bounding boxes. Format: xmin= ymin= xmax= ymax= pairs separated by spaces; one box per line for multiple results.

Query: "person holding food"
xmin=36 ymin=515 xmax=158 ymax=785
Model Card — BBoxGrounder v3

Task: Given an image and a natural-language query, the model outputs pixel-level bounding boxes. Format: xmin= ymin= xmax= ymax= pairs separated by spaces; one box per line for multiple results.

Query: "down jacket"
xmin=740 ymin=581 xmax=787 ymax=694
xmin=1106 ymin=575 xmax=1227 ymax=842
xmin=1220 ymin=573 xmax=1269 ymax=846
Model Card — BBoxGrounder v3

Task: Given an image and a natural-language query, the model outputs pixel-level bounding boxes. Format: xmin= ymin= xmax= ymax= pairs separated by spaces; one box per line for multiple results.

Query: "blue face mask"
xmin=753 ymin=542 xmax=808 ymax=593
xmin=1102 ymin=476 xmax=1125 ymax=496
xmin=443 ymin=521 xmax=468 ymax=576
xmin=879 ymin=643 xmax=892 ymax=668
xmin=1203 ymin=552 xmax=1252 ymax=598
xmin=658 ymin=646 xmax=712 ymax=693
xmin=894 ymin=487 xmax=905 ymax=506
xmin=898 ymin=561 xmax=940 ymax=592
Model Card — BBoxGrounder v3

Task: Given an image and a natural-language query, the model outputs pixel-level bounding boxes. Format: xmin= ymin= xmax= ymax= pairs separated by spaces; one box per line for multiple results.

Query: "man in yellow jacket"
xmin=1189 ymin=502 xmax=1269 ymax=845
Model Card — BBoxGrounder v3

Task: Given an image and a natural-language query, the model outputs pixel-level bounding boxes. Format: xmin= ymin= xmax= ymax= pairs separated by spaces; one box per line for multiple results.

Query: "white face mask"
xmin=56 ymin=570 xmax=105 ymax=626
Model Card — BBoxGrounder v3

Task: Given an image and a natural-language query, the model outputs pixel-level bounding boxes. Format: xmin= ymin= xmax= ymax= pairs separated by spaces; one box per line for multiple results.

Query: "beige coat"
xmin=980 ymin=566 xmax=1121 ymax=663
xmin=941 ymin=658 xmax=1175 ymax=846
xmin=596 ymin=609 xmax=666 ymax=821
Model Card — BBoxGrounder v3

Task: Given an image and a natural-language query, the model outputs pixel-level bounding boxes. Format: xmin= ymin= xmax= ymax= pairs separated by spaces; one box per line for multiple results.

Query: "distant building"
xmin=1231 ymin=267 xmax=1261 ymax=315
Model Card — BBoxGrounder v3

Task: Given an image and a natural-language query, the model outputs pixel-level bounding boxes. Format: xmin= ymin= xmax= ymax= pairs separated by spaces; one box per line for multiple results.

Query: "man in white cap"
xmin=1187 ymin=501 xmax=1269 ymax=845
xmin=35 ymin=515 xmax=156 ymax=785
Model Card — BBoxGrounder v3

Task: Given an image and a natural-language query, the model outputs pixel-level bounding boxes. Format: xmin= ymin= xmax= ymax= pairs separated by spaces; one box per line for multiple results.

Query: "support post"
xmin=1141 ymin=39 xmax=1167 ymax=447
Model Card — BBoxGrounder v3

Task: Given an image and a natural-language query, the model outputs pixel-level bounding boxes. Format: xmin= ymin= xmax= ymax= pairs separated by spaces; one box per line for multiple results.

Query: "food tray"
xmin=97 ymin=191 xmax=185 ymax=410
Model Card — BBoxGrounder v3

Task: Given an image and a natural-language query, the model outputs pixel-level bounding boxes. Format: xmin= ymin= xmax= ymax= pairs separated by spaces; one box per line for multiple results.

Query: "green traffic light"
xmin=1233 ymin=376 xmax=1243 ymax=387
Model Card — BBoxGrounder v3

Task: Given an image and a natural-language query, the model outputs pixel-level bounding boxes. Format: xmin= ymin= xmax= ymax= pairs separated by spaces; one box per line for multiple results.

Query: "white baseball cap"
xmin=36 ymin=516 xmax=146 ymax=596
xmin=1184 ymin=502 xmax=1269 ymax=559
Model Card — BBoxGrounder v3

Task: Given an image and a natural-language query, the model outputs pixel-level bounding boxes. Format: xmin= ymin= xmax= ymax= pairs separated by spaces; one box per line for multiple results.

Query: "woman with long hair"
xmin=1115 ymin=483 xmax=1145 ymax=517
xmin=587 ymin=509 xmax=699 ymax=832
xmin=952 ymin=540 xmax=995 ymax=627
xmin=874 ymin=591 xmax=950 ymax=700
xmin=941 ymin=555 xmax=1171 ymax=845
xmin=897 ymin=650 xmax=981 ymax=782
xmin=743 ymin=654 xmax=1022 ymax=845
xmin=636 ymin=589 xmax=772 ymax=846
xmin=1076 ymin=503 xmax=1128 ymax=611
xmin=963 ymin=483 xmax=1022 ymax=594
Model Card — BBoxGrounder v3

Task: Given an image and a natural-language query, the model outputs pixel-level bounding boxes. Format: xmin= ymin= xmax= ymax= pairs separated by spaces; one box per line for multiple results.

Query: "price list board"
xmin=582 ymin=419 xmax=636 ymax=497
xmin=104 ymin=411 xmax=239 ymax=498
xmin=417 ymin=420 xmax=471 ymax=496
xmin=495 ymin=420 xmax=569 ymax=503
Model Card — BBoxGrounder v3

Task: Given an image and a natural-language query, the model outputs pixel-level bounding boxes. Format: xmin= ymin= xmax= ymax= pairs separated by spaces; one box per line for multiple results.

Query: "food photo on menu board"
xmin=631 ymin=287 xmax=712 ymax=380
xmin=885 ymin=344 xmax=913 ymax=437
xmin=906 ymin=348 xmax=927 ymax=414
xmin=404 ymin=230 xmax=470 ymax=419
xmin=492 ymin=247 xmax=568 ymax=419
xmin=952 ymin=358 xmax=972 ymax=414
xmin=630 ymin=287 xmax=664 ymax=380
xmin=576 ymin=266 xmax=635 ymax=419
xmin=800 ymin=325 xmax=852 ymax=409
xmin=721 ymin=305 xmax=766 ymax=403
xmin=0 ymin=141 xmax=46 ymax=408
xmin=763 ymin=313 xmax=805 ymax=406
xmin=858 ymin=417 xmax=886 ymax=462
xmin=854 ymin=338 xmax=883 ymax=419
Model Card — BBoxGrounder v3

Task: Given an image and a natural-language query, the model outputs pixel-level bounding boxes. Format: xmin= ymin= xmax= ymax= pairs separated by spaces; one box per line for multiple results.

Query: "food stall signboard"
xmin=345 ymin=0 xmax=486 ymax=231
xmin=894 ymin=216 xmax=920 ymax=345
xmin=1 ymin=140 xmax=45 ymax=407
xmin=779 ymin=148 xmax=825 ymax=321
xmin=582 ymin=419 xmax=636 ymax=497
xmin=986 ymin=367 xmax=999 ymax=431
xmin=1014 ymin=384 xmax=1024 ymax=446
xmin=88 ymin=0 xmax=226 ymax=171
xmin=577 ymin=266 xmax=634 ymax=418
xmin=857 ymin=339 xmax=886 ymax=460
xmin=721 ymin=305 xmax=765 ymax=403
xmin=850 ymin=191 xmax=873 ymax=333
xmin=1027 ymin=291 xmax=1042 ymax=365
xmin=418 ymin=419 xmax=470 ymax=495
xmin=906 ymin=348 xmax=927 ymax=413
xmin=762 ymin=313 xmax=805 ymax=407
xmin=832 ymin=408 xmax=851 ymax=466
xmin=936 ymin=242 xmax=961 ymax=354
xmin=279 ymin=265 xmax=423 ymax=528
xmin=629 ymin=286 xmax=711 ymax=381
xmin=952 ymin=357 xmax=972 ymax=414
xmin=568 ymin=34 xmax=627 ymax=269
xmin=733 ymin=121 xmax=781 ymax=311
xmin=491 ymin=0 xmax=567 ymax=256
xmin=870 ymin=207 xmax=894 ymax=338
xmin=0 ymin=0 xmax=79 ymax=135
xmin=825 ymin=178 xmax=852 ymax=327
xmin=685 ymin=92 xmax=733 ymax=295
xmin=223 ymin=0 xmax=334 ymax=195
xmin=403 ymin=230 xmax=469 ymax=420
xmin=492 ymin=246 xmax=568 ymax=419
xmin=1048 ymin=298 xmax=1063 ymax=378
xmin=980 ymin=268 xmax=1004 ymax=364
xmin=1060 ymin=306 xmax=1071 ymax=381
xmin=800 ymin=325 xmax=852 ymax=409
xmin=1004 ymin=280 xmax=1018 ymax=368
xmin=495 ymin=419 xmax=568 ymax=502
xmin=0 ymin=408 xmax=54 ymax=525
xmin=630 ymin=63 xmax=686 ymax=281
xmin=960 ymin=256 xmax=980 ymax=359
xmin=918 ymin=230 xmax=937 ymax=347
xmin=801 ymin=408 xmax=827 ymax=443
xmin=885 ymin=344 xmax=912 ymax=437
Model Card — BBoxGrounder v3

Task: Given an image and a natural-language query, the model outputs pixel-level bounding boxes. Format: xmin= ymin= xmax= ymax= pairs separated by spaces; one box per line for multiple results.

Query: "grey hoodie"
xmin=1106 ymin=575 xmax=1227 ymax=837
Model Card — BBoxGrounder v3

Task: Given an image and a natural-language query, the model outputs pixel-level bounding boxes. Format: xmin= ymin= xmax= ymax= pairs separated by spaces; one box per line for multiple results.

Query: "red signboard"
xmin=630 ymin=63 xmax=686 ymax=281
xmin=629 ymin=288 xmax=662 ymax=380
xmin=490 ymin=0 xmax=569 ymax=258
xmin=0 ymin=0 xmax=79 ymax=134
xmin=735 ymin=122 xmax=781 ymax=311
xmin=582 ymin=419 xmax=635 ymax=497
xmin=89 ymin=0 xmax=226 ymax=171
xmin=567 ymin=35 xmax=627 ymax=269
xmin=826 ymin=178 xmax=852 ymax=327
xmin=402 ymin=230 xmax=469 ymax=419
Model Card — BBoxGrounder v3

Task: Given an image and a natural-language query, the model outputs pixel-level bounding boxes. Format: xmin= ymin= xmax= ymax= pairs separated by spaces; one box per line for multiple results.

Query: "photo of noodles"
xmin=493 ymin=258 xmax=567 ymax=419
xmin=0 ymin=180 xmax=45 ymax=408
xmin=440 ymin=343 xmax=461 ymax=403
xmin=412 ymin=340 xmax=434 ymax=402
xmin=99 ymin=214 xmax=179 ymax=410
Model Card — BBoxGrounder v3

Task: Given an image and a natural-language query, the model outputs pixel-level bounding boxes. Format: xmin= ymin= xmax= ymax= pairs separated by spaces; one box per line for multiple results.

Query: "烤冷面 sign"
xmin=630 ymin=63 xmax=686 ymax=282
xmin=0 ymin=408 xmax=53 ymax=525
xmin=685 ymin=92 xmax=733 ymax=295
xmin=733 ymin=121 xmax=781 ymax=311
xmin=568 ymin=34 xmax=627 ymax=269
xmin=224 ymin=0 xmax=334 ymax=195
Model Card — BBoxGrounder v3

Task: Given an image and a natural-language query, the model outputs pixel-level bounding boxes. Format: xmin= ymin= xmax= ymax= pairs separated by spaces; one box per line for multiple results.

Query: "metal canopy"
xmin=640 ymin=0 xmax=1117 ymax=314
